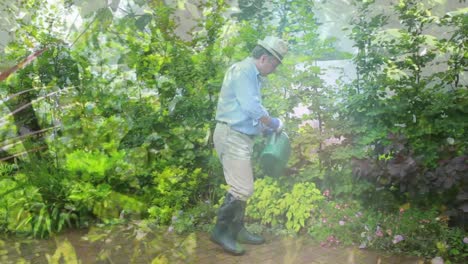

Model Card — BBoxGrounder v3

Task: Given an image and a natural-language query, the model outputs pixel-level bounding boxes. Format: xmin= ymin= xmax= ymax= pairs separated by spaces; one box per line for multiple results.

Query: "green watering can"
xmin=259 ymin=132 xmax=291 ymax=177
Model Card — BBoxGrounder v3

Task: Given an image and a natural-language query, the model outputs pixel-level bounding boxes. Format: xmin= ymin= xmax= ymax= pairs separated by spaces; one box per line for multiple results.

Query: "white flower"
xmin=431 ymin=256 xmax=444 ymax=264
xmin=419 ymin=47 xmax=427 ymax=56
xmin=392 ymin=235 xmax=404 ymax=244
xmin=446 ymin=138 xmax=455 ymax=145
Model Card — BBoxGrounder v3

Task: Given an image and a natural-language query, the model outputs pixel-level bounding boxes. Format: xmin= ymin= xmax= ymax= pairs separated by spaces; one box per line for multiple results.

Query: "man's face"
xmin=258 ymin=55 xmax=280 ymax=76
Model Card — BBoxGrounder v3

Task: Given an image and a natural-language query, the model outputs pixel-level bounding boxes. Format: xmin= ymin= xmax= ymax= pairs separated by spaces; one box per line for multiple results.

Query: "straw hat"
xmin=257 ymin=36 xmax=288 ymax=62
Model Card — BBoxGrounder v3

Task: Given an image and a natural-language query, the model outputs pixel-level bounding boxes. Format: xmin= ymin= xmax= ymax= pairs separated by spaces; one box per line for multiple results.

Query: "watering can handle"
xmin=271 ymin=132 xmax=277 ymax=143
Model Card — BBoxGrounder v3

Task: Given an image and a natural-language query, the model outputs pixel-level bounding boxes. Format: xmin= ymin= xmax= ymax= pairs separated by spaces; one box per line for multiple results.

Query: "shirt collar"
xmin=246 ymin=57 xmax=260 ymax=77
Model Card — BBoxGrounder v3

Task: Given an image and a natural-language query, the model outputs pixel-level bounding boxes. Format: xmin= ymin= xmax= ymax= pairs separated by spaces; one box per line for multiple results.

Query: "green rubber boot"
xmin=210 ymin=193 xmax=245 ymax=255
xmin=234 ymin=201 xmax=265 ymax=245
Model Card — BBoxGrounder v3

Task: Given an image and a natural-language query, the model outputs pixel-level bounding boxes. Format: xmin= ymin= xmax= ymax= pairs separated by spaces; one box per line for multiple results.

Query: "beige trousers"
xmin=213 ymin=123 xmax=255 ymax=201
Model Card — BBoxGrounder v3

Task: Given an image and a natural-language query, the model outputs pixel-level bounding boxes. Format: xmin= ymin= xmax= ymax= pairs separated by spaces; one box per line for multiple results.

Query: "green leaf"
xmin=446 ymin=7 xmax=468 ymax=17
xmin=135 ymin=14 xmax=152 ymax=31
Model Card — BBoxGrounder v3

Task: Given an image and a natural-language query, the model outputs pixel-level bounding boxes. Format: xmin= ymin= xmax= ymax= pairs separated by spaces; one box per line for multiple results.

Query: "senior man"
xmin=211 ymin=36 xmax=288 ymax=255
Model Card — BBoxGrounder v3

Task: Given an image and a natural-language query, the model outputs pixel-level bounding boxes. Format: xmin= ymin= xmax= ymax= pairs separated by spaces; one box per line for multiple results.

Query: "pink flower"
xmin=323 ymin=136 xmax=345 ymax=146
xmin=320 ymin=235 xmax=340 ymax=248
xmin=322 ymin=218 xmax=328 ymax=223
xmin=392 ymin=235 xmax=404 ymax=244
xmin=300 ymin=119 xmax=320 ymax=128
xmin=375 ymin=229 xmax=384 ymax=237
xmin=399 ymin=208 xmax=405 ymax=214
xmin=323 ymin=189 xmax=330 ymax=197
xmin=463 ymin=237 xmax=468 ymax=244
xmin=339 ymin=220 xmax=345 ymax=226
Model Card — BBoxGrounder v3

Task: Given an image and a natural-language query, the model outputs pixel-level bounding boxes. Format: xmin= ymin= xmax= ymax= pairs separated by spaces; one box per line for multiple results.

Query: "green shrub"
xmin=168 ymin=200 xmax=216 ymax=234
xmin=246 ymin=177 xmax=324 ymax=232
xmin=361 ymin=207 xmax=468 ymax=262
xmin=245 ymin=177 xmax=283 ymax=226
xmin=308 ymin=200 xmax=364 ymax=246
xmin=316 ymin=204 xmax=468 ymax=263
xmin=280 ymin=182 xmax=324 ymax=232
xmin=148 ymin=167 xmax=208 ymax=224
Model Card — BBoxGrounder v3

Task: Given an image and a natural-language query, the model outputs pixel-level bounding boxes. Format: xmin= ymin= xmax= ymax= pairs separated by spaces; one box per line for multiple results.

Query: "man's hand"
xmin=263 ymin=127 xmax=274 ymax=136
xmin=269 ymin=117 xmax=283 ymax=133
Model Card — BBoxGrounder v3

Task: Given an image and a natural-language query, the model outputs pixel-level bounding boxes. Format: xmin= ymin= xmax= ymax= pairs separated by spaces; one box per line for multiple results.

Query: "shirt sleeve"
xmin=231 ymin=67 xmax=269 ymax=121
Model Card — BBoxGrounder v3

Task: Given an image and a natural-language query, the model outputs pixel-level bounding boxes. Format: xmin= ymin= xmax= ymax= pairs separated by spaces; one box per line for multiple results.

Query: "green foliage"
xmin=148 ymin=167 xmax=208 ymax=224
xmin=279 ymin=182 xmax=324 ymax=232
xmin=0 ymin=0 xmax=228 ymax=236
xmin=0 ymin=157 xmax=100 ymax=237
xmin=0 ymin=163 xmax=15 ymax=177
xmin=245 ymin=177 xmax=283 ymax=226
xmin=169 ymin=200 xmax=217 ymax=234
xmin=0 ymin=165 xmax=19 ymax=231
xmin=0 ymin=2 xmax=466 ymax=262
xmin=67 ymin=182 xmax=112 ymax=213
xmin=357 ymin=207 xmax=468 ymax=262
xmin=65 ymin=150 xmax=128 ymax=182
xmin=93 ymin=191 xmax=145 ymax=220
xmin=337 ymin=0 xmax=467 ymax=213
xmin=308 ymin=200 xmax=364 ymax=245
xmin=0 ymin=175 xmax=73 ymax=237
xmin=306 ymin=201 xmax=468 ymax=263
xmin=246 ymin=177 xmax=324 ymax=232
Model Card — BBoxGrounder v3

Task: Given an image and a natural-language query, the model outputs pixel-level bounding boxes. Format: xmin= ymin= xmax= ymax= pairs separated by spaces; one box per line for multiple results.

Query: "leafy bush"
xmin=168 ymin=200 xmax=217 ymax=234
xmin=246 ymin=177 xmax=324 ymax=232
xmin=148 ymin=167 xmax=208 ymax=224
xmin=0 ymin=174 xmax=74 ymax=237
xmin=245 ymin=177 xmax=283 ymax=226
xmin=65 ymin=150 xmax=132 ymax=185
xmin=305 ymin=196 xmax=468 ymax=262
xmin=279 ymin=182 xmax=324 ymax=232
xmin=357 ymin=207 xmax=468 ymax=263
xmin=0 ymin=5 xmax=466 ymax=264
xmin=308 ymin=200 xmax=364 ymax=246
xmin=337 ymin=0 xmax=468 ymax=224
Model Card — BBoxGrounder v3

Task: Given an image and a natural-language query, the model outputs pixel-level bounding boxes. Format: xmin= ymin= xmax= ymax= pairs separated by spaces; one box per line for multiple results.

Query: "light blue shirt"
xmin=215 ymin=57 xmax=269 ymax=135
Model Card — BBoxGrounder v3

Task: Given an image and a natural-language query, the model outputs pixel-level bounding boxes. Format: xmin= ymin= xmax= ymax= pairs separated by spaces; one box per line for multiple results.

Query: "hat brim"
xmin=258 ymin=40 xmax=283 ymax=63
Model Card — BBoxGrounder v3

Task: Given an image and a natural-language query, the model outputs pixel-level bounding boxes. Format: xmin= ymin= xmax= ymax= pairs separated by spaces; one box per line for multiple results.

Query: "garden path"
xmin=1 ymin=226 xmax=424 ymax=263
xmin=192 ymin=232 xmax=423 ymax=264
